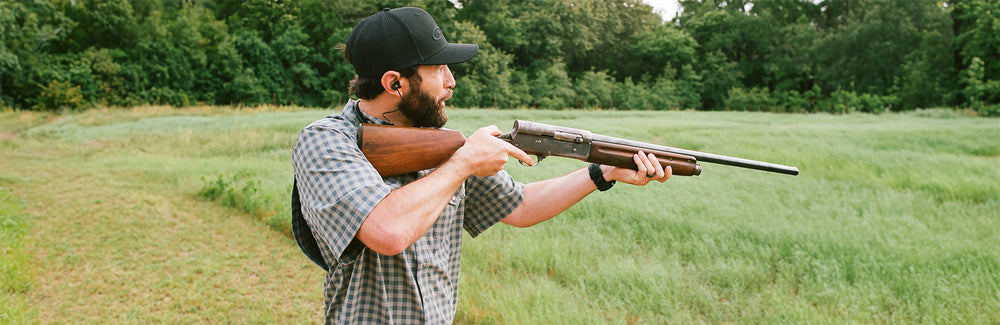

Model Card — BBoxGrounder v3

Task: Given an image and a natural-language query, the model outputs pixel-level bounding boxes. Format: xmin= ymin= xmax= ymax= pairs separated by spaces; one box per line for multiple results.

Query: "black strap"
xmin=291 ymin=179 xmax=329 ymax=271
xmin=588 ymin=163 xmax=615 ymax=191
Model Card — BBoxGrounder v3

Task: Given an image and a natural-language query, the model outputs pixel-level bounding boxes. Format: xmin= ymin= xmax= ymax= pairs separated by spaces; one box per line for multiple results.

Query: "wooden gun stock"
xmin=358 ymin=124 xmax=466 ymax=178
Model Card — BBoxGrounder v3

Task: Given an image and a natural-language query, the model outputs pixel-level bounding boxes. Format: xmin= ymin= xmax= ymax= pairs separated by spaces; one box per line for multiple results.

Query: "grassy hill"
xmin=1 ymin=106 xmax=997 ymax=324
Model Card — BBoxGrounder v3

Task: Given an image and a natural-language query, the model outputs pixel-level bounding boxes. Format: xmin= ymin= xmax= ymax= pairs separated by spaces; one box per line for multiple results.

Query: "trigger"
xmin=520 ymin=155 xmax=545 ymax=167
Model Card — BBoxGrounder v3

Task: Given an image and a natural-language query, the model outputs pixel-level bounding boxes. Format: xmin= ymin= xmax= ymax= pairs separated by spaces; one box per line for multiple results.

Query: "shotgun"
xmin=358 ymin=120 xmax=799 ymax=178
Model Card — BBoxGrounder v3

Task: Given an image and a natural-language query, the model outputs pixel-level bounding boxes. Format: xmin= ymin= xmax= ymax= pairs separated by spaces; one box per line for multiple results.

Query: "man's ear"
xmin=380 ymin=71 xmax=403 ymax=96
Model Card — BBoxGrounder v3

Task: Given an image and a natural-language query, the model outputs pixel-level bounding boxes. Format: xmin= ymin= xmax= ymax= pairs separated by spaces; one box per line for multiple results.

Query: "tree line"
xmin=1 ymin=0 xmax=997 ymax=116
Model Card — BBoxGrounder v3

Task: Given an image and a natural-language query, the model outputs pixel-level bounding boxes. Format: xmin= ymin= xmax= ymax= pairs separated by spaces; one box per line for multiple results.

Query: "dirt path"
xmin=4 ymin=150 xmax=324 ymax=323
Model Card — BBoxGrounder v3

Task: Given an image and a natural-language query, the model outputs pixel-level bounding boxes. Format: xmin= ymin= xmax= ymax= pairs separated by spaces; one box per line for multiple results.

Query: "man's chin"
xmin=436 ymin=101 xmax=449 ymax=125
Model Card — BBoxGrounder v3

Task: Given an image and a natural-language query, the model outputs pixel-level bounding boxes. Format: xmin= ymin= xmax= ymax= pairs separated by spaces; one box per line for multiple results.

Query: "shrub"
xmin=828 ymin=90 xmax=897 ymax=114
xmin=726 ymin=87 xmax=771 ymax=112
xmin=35 ymin=80 xmax=86 ymax=111
xmin=197 ymin=173 xmax=276 ymax=226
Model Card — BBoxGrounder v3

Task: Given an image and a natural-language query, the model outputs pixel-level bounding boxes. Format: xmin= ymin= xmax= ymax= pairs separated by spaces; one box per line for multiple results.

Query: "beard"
xmin=397 ymin=87 xmax=448 ymax=128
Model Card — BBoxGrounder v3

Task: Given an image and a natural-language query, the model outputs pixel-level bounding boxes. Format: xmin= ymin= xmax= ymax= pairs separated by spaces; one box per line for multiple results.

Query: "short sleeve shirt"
xmin=291 ymin=100 xmax=525 ymax=324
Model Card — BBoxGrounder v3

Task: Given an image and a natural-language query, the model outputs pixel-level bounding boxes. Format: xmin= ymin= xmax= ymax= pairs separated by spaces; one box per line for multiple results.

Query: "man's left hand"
xmin=603 ymin=150 xmax=672 ymax=185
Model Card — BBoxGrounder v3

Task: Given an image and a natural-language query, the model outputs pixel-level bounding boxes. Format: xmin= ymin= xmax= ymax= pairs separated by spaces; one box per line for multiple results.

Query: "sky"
xmin=642 ymin=0 xmax=683 ymax=20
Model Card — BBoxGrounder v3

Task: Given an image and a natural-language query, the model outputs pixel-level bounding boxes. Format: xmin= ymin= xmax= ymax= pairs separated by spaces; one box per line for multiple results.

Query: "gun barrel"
xmin=590 ymin=133 xmax=799 ymax=176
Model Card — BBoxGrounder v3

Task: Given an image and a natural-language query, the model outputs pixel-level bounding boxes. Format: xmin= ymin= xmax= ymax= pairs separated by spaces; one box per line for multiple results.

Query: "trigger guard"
xmin=520 ymin=155 xmax=545 ymax=167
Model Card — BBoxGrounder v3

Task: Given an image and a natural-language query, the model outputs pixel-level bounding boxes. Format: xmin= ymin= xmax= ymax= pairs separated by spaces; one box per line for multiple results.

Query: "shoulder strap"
xmin=291 ymin=178 xmax=330 ymax=271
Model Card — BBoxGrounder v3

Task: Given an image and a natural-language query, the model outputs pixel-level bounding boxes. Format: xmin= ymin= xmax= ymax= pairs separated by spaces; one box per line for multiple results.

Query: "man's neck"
xmin=357 ymin=97 xmax=413 ymax=126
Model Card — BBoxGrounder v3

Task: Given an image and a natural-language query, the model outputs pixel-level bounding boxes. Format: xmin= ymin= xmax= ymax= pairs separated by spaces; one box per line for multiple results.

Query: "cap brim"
xmin=421 ymin=43 xmax=479 ymax=66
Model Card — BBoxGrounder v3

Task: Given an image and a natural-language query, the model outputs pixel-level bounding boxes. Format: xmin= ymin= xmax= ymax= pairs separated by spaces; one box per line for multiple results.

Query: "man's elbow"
xmin=370 ymin=242 xmax=408 ymax=256
xmin=358 ymin=223 xmax=412 ymax=256
xmin=501 ymin=213 xmax=540 ymax=228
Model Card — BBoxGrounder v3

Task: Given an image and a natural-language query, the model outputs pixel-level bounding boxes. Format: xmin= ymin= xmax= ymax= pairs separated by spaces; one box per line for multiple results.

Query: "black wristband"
xmin=588 ymin=163 xmax=615 ymax=191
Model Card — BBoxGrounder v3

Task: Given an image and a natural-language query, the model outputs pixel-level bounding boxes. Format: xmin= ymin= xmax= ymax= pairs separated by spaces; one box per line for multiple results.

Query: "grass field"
xmin=1 ymin=106 xmax=998 ymax=324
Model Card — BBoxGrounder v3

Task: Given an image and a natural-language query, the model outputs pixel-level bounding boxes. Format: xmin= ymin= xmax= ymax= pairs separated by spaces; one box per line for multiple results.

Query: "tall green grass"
xmin=452 ymin=110 xmax=1000 ymax=324
xmin=2 ymin=106 xmax=998 ymax=324
xmin=0 ymin=186 xmax=31 ymax=324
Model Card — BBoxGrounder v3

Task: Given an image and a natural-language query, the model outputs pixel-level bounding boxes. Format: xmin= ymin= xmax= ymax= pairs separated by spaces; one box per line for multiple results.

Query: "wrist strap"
xmin=589 ymin=163 xmax=615 ymax=191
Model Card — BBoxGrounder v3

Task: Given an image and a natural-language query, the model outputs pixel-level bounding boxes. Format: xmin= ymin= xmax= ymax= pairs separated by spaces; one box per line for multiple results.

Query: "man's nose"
xmin=444 ymin=65 xmax=456 ymax=89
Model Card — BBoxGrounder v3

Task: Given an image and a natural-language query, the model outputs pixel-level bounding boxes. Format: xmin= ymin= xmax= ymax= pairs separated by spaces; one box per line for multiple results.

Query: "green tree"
xmin=80 ymin=47 xmax=126 ymax=106
xmin=613 ymin=77 xmax=655 ymax=110
xmin=751 ymin=0 xmax=822 ymax=94
xmin=64 ymin=0 xmax=141 ymax=50
xmin=575 ymin=70 xmax=615 ymax=108
xmin=170 ymin=4 xmax=237 ymax=104
xmin=230 ymin=29 xmax=277 ymax=106
xmin=621 ymin=24 xmax=697 ymax=82
xmin=530 ymin=60 xmax=575 ymax=109
xmin=814 ymin=0 xmax=949 ymax=102
xmin=962 ymin=57 xmax=1000 ymax=116
xmin=460 ymin=0 xmax=661 ymax=77
xmin=0 ymin=0 xmax=74 ymax=109
xmin=952 ymin=0 xmax=1000 ymax=113
xmin=448 ymin=21 xmax=518 ymax=108
xmin=693 ymin=50 xmax=739 ymax=110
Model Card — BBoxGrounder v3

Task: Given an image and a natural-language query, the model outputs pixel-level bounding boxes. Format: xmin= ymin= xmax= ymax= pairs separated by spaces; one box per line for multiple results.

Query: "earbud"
xmin=391 ymin=82 xmax=400 ymax=90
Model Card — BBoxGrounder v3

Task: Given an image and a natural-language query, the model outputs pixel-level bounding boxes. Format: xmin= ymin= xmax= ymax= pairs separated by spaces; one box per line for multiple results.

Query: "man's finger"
xmin=638 ymin=150 xmax=656 ymax=175
xmin=633 ymin=152 xmax=649 ymax=176
xmin=658 ymin=166 xmax=672 ymax=183
xmin=504 ymin=142 xmax=535 ymax=166
xmin=647 ymin=152 xmax=665 ymax=178
xmin=477 ymin=125 xmax=502 ymax=137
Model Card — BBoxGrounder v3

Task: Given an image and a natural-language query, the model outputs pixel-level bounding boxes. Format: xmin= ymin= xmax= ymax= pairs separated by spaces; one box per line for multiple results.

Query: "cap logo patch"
xmin=432 ymin=27 xmax=444 ymax=40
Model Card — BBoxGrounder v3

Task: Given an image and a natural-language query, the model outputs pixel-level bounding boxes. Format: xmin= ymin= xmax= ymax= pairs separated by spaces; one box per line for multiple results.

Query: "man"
xmin=291 ymin=7 xmax=671 ymax=324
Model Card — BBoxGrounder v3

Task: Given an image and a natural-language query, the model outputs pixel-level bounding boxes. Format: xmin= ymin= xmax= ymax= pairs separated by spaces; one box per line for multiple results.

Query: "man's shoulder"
xmin=294 ymin=111 xmax=361 ymax=155
xmin=302 ymin=101 xmax=364 ymax=134
xmin=304 ymin=113 xmax=357 ymax=133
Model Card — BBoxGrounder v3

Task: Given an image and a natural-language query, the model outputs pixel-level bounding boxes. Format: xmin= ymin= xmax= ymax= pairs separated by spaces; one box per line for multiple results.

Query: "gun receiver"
xmin=358 ymin=120 xmax=799 ymax=178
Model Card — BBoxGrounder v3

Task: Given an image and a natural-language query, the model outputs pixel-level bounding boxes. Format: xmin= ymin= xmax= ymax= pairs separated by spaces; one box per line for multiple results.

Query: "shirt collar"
xmin=342 ymin=99 xmax=394 ymax=126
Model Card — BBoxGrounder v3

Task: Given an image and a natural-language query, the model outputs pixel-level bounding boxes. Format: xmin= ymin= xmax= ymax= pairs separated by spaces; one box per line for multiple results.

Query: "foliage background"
xmin=1 ymin=0 xmax=997 ymax=115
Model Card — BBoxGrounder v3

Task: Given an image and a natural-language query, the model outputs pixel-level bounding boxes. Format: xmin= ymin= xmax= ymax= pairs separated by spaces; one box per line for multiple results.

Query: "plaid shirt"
xmin=292 ymin=100 xmax=525 ymax=324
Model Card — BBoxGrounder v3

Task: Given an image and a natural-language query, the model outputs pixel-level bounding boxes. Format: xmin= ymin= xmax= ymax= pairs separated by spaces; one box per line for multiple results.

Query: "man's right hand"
xmin=449 ymin=126 xmax=534 ymax=178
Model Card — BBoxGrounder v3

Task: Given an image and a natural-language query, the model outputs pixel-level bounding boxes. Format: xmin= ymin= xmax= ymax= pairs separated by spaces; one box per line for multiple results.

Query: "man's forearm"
xmin=503 ymin=152 xmax=672 ymax=228
xmin=502 ymin=167 xmax=596 ymax=227
xmin=356 ymin=161 xmax=468 ymax=255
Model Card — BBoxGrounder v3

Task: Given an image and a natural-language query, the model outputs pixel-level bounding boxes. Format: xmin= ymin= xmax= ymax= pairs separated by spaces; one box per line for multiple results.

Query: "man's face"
xmin=397 ymin=65 xmax=455 ymax=128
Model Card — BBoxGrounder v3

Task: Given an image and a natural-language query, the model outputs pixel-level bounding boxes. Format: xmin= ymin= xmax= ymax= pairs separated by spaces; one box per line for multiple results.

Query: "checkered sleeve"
xmin=292 ymin=119 xmax=391 ymax=262
xmin=462 ymin=170 xmax=525 ymax=237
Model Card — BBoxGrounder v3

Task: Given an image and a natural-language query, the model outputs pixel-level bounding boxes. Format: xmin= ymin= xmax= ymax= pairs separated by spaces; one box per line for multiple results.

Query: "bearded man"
xmin=291 ymin=7 xmax=671 ymax=324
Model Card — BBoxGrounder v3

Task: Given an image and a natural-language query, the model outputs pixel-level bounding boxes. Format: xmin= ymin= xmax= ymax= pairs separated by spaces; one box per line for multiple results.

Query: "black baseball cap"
xmin=345 ymin=7 xmax=479 ymax=78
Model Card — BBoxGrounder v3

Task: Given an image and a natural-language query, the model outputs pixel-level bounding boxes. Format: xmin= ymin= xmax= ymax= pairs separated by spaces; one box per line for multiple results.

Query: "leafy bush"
xmin=197 ymin=173 xmax=282 ymax=231
xmin=827 ymin=90 xmax=898 ymax=114
xmin=726 ymin=87 xmax=771 ymax=112
xmin=575 ymin=70 xmax=615 ymax=109
xmin=612 ymin=77 xmax=650 ymax=110
xmin=530 ymin=61 xmax=576 ymax=109
xmin=35 ymin=80 xmax=86 ymax=111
